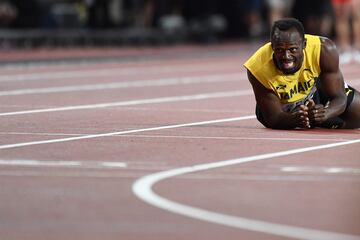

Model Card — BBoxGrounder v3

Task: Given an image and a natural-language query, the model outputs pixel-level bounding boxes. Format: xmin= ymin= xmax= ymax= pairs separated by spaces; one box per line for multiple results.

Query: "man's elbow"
xmin=257 ymin=113 xmax=292 ymax=130
xmin=264 ymin=121 xmax=292 ymax=130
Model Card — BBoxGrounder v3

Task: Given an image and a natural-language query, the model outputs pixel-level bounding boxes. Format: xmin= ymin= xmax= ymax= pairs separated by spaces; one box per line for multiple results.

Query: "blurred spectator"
xmin=354 ymin=0 xmax=360 ymax=62
xmin=235 ymin=0 xmax=264 ymax=39
xmin=332 ymin=0 xmax=360 ymax=64
xmin=292 ymin=0 xmax=334 ymax=37
xmin=0 ymin=1 xmax=17 ymax=27
xmin=94 ymin=0 xmax=157 ymax=28
xmin=265 ymin=0 xmax=294 ymax=25
xmin=7 ymin=0 xmax=41 ymax=28
xmin=50 ymin=0 xmax=88 ymax=28
xmin=157 ymin=0 xmax=186 ymax=34
xmin=132 ymin=0 xmax=155 ymax=27
xmin=1 ymin=0 xmax=40 ymax=29
xmin=87 ymin=0 xmax=112 ymax=28
xmin=318 ymin=1 xmax=334 ymax=37
xmin=182 ymin=0 xmax=227 ymax=42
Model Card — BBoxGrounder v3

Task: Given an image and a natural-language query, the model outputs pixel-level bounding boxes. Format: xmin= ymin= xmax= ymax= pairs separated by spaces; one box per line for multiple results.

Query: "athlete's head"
xmin=270 ymin=18 xmax=306 ymax=74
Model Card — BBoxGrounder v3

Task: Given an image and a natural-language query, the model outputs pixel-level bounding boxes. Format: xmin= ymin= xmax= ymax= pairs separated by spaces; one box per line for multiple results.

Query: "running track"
xmin=0 ymin=43 xmax=359 ymax=240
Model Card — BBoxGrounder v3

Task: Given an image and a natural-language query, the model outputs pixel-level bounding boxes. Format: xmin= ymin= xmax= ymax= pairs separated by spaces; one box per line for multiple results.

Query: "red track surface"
xmin=0 ymin=43 xmax=359 ymax=240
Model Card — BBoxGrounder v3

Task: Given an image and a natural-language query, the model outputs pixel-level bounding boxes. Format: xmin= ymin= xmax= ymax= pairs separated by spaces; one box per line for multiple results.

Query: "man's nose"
xmin=284 ymin=50 xmax=291 ymax=59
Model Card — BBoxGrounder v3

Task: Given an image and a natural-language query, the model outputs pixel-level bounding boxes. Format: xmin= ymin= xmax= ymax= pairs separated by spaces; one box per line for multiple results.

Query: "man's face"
xmin=271 ymin=28 xmax=306 ymax=74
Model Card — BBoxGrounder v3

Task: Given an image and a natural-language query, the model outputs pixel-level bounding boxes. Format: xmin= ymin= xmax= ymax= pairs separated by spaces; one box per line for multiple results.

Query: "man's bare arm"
xmin=309 ymin=37 xmax=347 ymax=126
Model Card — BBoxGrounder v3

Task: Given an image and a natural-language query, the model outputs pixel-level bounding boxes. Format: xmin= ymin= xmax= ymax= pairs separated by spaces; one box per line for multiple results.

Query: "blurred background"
xmin=0 ymin=0 xmax=358 ymax=53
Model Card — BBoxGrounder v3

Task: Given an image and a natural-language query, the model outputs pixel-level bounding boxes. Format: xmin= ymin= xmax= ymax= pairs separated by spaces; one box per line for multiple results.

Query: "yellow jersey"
xmin=244 ymin=34 xmax=321 ymax=112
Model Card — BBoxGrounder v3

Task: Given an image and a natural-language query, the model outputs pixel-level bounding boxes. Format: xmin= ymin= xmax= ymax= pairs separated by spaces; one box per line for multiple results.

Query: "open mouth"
xmin=281 ymin=60 xmax=295 ymax=70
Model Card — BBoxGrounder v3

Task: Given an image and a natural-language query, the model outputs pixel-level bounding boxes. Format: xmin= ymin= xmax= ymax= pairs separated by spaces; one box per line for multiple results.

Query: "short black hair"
xmin=270 ymin=18 xmax=305 ymax=40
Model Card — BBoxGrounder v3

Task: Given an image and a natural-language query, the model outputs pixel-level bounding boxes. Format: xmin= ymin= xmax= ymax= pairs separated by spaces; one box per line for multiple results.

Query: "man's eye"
xmin=290 ymin=48 xmax=298 ymax=52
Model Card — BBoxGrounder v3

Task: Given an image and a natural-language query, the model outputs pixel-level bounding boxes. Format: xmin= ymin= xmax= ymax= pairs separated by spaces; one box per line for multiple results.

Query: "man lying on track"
xmin=244 ymin=18 xmax=360 ymax=129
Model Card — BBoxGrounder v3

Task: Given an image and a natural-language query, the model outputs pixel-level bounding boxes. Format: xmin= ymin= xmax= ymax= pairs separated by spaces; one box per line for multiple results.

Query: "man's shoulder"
xmin=244 ymin=42 xmax=272 ymax=68
xmin=318 ymin=36 xmax=339 ymax=72
xmin=305 ymin=34 xmax=321 ymax=46
xmin=318 ymin=36 xmax=337 ymax=51
xmin=255 ymin=42 xmax=272 ymax=56
xmin=306 ymin=35 xmax=336 ymax=51
xmin=244 ymin=42 xmax=279 ymax=90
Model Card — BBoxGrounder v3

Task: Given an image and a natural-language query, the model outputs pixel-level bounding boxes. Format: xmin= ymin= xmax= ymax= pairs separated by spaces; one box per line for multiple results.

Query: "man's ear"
xmin=303 ymin=38 xmax=307 ymax=49
xmin=271 ymin=41 xmax=274 ymax=50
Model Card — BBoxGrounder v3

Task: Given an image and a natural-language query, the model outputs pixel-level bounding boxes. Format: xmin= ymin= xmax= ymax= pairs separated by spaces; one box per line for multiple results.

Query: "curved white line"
xmin=133 ymin=139 xmax=360 ymax=240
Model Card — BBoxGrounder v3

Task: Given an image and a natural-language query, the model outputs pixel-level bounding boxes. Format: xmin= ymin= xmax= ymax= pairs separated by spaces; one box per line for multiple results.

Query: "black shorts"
xmin=255 ymin=85 xmax=356 ymax=128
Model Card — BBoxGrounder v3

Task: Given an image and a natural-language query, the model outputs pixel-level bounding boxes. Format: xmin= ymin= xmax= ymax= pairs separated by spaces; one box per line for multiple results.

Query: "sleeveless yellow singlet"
xmin=244 ymin=34 xmax=321 ymax=112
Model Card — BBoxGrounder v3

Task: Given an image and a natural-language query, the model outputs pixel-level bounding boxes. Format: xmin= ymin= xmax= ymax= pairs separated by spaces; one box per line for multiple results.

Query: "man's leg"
xmin=341 ymin=90 xmax=360 ymax=128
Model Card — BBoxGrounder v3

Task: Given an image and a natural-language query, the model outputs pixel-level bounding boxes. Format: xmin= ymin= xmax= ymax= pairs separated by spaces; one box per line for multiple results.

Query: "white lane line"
xmin=0 ymin=63 xmax=237 ymax=82
xmin=0 ymin=170 xmax=143 ymax=178
xmin=0 ymin=159 xmax=127 ymax=168
xmin=1 ymin=77 xmax=358 ymax=98
xmin=0 ymin=132 xmax=352 ymax=142
xmin=2 ymin=171 xmax=356 ymax=181
xmin=180 ymin=173 xmax=360 ymax=182
xmin=281 ymin=166 xmax=360 ymax=174
xmin=0 ymin=73 xmax=242 ymax=96
xmin=0 ymin=159 xmax=81 ymax=167
xmin=1 ymin=77 xmax=358 ymax=97
xmin=0 ymin=90 xmax=251 ymax=116
xmin=0 ymin=132 xmax=83 ymax=136
xmin=132 ymin=139 xmax=360 ymax=240
xmin=0 ymin=115 xmax=255 ymax=149
xmin=109 ymin=134 xmax=353 ymax=142
xmin=101 ymin=162 xmax=127 ymax=168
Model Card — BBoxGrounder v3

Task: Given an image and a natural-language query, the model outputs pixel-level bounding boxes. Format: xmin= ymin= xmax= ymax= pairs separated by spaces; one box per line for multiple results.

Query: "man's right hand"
xmin=293 ymin=104 xmax=311 ymax=129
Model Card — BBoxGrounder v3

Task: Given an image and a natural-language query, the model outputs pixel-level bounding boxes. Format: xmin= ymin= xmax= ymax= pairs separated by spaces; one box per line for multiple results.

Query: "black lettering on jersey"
xmin=297 ymin=82 xmax=305 ymax=92
xmin=304 ymin=81 xmax=308 ymax=91
xmin=276 ymin=84 xmax=287 ymax=90
xmin=289 ymin=88 xmax=295 ymax=98
xmin=306 ymin=80 xmax=312 ymax=89
xmin=304 ymin=68 xmax=312 ymax=74
xmin=293 ymin=84 xmax=298 ymax=94
xmin=283 ymin=80 xmax=314 ymax=100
